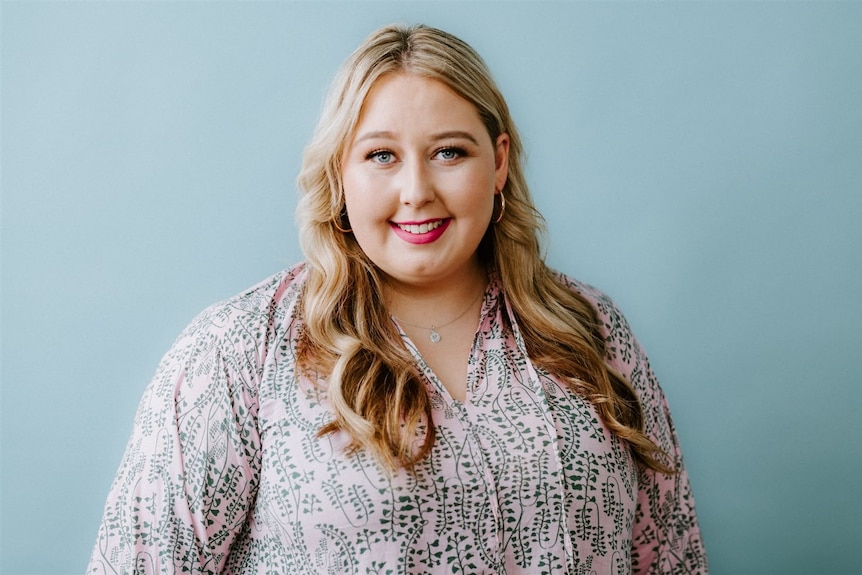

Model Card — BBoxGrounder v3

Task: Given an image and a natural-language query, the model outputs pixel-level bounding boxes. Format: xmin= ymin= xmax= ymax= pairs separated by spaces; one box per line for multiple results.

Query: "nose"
xmin=399 ymin=158 xmax=435 ymax=207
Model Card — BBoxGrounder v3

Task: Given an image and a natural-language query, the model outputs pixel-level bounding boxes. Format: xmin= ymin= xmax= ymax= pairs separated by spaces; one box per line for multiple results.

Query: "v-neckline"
xmin=392 ymin=280 xmax=496 ymax=406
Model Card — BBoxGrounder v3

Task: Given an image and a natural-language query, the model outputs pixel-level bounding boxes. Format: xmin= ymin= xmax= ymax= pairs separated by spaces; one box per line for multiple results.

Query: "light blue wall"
xmin=2 ymin=2 xmax=860 ymax=573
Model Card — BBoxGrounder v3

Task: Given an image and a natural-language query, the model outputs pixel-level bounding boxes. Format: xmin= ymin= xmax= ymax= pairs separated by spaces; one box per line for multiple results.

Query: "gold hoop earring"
xmin=492 ymin=191 xmax=506 ymax=224
xmin=333 ymin=206 xmax=352 ymax=233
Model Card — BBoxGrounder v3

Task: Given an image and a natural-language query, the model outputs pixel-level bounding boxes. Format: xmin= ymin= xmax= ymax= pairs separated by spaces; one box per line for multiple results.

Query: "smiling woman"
xmin=88 ymin=24 xmax=708 ymax=574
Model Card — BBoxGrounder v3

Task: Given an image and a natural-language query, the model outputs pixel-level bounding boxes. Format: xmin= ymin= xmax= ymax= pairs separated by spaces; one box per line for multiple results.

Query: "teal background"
xmin=2 ymin=1 xmax=861 ymax=573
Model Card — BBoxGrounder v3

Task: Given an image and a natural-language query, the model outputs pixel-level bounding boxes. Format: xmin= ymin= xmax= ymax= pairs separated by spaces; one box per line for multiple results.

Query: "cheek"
xmin=461 ymin=172 xmax=497 ymax=216
xmin=343 ymin=190 xmax=390 ymax=243
xmin=342 ymin=171 xmax=373 ymax=221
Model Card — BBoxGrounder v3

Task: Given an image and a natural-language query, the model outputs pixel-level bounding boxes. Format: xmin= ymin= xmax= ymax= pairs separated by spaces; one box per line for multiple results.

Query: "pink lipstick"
xmin=390 ymin=218 xmax=450 ymax=244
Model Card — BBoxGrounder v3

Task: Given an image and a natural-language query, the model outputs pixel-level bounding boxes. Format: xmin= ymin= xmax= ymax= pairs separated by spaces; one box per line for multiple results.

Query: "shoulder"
xmin=549 ymin=269 xmax=611 ymax=309
xmin=136 ymin=264 xmax=309 ymax=431
xmin=550 ymin=271 xmax=631 ymax=339
xmin=549 ymin=269 xmax=644 ymax=375
xmin=179 ymin=263 xmax=307 ymax=345
xmin=155 ymin=263 xmax=308 ymax=387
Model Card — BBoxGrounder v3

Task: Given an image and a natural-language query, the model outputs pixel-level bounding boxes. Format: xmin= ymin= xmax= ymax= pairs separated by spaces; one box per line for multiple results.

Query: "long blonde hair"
xmin=296 ymin=24 xmax=671 ymax=473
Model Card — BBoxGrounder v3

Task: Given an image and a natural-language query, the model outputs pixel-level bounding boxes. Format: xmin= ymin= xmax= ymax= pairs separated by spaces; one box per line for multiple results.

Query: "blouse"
xmin=87 ymin=263 xmax=708 ymax=574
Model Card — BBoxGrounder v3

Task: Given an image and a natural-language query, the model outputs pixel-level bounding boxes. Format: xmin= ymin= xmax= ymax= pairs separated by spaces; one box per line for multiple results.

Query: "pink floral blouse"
xmin=88 ymin=264 xmax=707 ymax=574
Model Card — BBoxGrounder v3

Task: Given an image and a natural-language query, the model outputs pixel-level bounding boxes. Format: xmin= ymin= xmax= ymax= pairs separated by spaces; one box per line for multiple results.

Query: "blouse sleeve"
xmin=87 ymin=307 xmax=262 ymax=574
xmin=590 ymin=289 xmax=709 ymax=574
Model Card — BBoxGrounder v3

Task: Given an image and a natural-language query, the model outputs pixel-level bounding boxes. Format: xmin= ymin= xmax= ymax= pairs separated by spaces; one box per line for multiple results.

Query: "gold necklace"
xmin=392 ymin=289 xmax=485 ymax=343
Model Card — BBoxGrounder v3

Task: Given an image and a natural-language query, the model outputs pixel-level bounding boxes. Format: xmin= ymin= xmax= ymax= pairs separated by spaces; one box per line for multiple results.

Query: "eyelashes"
xmin=364 ymin=146 xmax=469 ymax=165
xmin=366 ymin=149 xmax=394 ymax=164
xmin=435 ymin=146 xmax=467 ymax=160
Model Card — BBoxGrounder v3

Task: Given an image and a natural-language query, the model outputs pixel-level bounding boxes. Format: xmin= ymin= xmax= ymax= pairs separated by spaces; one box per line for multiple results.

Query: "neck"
xmin=384 ymin=265 xmax=488 ymax=327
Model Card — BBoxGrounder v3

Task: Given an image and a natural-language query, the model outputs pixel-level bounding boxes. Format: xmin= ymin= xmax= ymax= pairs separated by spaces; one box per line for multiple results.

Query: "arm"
xmin=591 ymin=290 xmax=709 ymax=575
xmin=87 ymin=310 xmax=262 ymax=574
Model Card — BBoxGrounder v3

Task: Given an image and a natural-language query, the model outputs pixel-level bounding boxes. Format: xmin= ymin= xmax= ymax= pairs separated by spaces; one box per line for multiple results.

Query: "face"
xmin=341 ymin=73 xmax=509 ymax=290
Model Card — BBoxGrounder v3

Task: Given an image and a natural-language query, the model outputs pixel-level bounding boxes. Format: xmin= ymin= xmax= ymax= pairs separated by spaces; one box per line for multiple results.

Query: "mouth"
xmin=394 ymin=219 xmax=446 ymax=235
xmin=389 ymin=218 xmax=450 ymax=244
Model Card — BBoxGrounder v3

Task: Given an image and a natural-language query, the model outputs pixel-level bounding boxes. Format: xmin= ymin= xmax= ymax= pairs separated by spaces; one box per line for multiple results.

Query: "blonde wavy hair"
xmin=296 ymin=24 xmax=672 ymax=474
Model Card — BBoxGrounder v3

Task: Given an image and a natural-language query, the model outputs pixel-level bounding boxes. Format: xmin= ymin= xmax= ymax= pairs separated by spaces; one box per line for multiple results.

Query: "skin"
xmin=341 ymin=73 xmax=510 ymax=400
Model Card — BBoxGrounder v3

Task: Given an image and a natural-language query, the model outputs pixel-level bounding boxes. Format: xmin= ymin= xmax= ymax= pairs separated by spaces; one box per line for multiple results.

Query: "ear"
xmin=494 ymin=133 xmax=510 ymax=193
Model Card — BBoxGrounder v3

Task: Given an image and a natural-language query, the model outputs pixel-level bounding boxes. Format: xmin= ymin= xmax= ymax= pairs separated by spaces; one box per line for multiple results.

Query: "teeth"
xmin=398 ymin=220 xmax=443 ymax=234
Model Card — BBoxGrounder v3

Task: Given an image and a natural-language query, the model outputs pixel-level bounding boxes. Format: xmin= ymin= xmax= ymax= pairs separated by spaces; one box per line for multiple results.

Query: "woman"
xmin=88 ymin=24 xmax=707 ymax=574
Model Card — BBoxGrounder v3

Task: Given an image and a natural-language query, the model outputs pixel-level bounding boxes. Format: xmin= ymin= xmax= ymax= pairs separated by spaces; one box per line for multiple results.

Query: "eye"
xmin=367 ymin=150 xmax=395 ymax=164
xmin=435 ymin=147 xmax=466 ymax=161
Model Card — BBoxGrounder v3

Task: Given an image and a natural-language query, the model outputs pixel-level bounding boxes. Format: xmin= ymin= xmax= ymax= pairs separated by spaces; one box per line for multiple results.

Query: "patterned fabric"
xmin=88 ymin=263 xmax=707 ymax=574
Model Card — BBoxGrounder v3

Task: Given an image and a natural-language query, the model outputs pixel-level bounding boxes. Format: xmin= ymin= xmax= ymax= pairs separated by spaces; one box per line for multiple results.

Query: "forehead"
xmin=351 ymin=73 xmax=487 ymax=137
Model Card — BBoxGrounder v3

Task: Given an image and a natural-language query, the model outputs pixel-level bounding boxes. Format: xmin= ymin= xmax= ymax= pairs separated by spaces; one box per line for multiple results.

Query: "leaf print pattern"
xmin=88 ymin=264 xmax=708 ymax=574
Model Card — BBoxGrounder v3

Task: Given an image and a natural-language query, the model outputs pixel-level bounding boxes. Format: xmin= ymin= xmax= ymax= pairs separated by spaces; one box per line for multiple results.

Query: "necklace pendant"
xmin=429 ymin=327 xmax=441 ymax=343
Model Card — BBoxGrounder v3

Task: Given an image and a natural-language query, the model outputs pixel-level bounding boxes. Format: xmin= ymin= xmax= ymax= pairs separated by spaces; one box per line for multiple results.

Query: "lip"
xmin=390 ymin=218 xmax=451 ymax=244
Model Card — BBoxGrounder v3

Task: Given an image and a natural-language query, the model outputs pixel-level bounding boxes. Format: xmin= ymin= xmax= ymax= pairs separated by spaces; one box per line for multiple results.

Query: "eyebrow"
xmin=353 ymin=130 xmax=481 ymax=146
xmin=431 ymin=131 xmax=480 ymax=145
